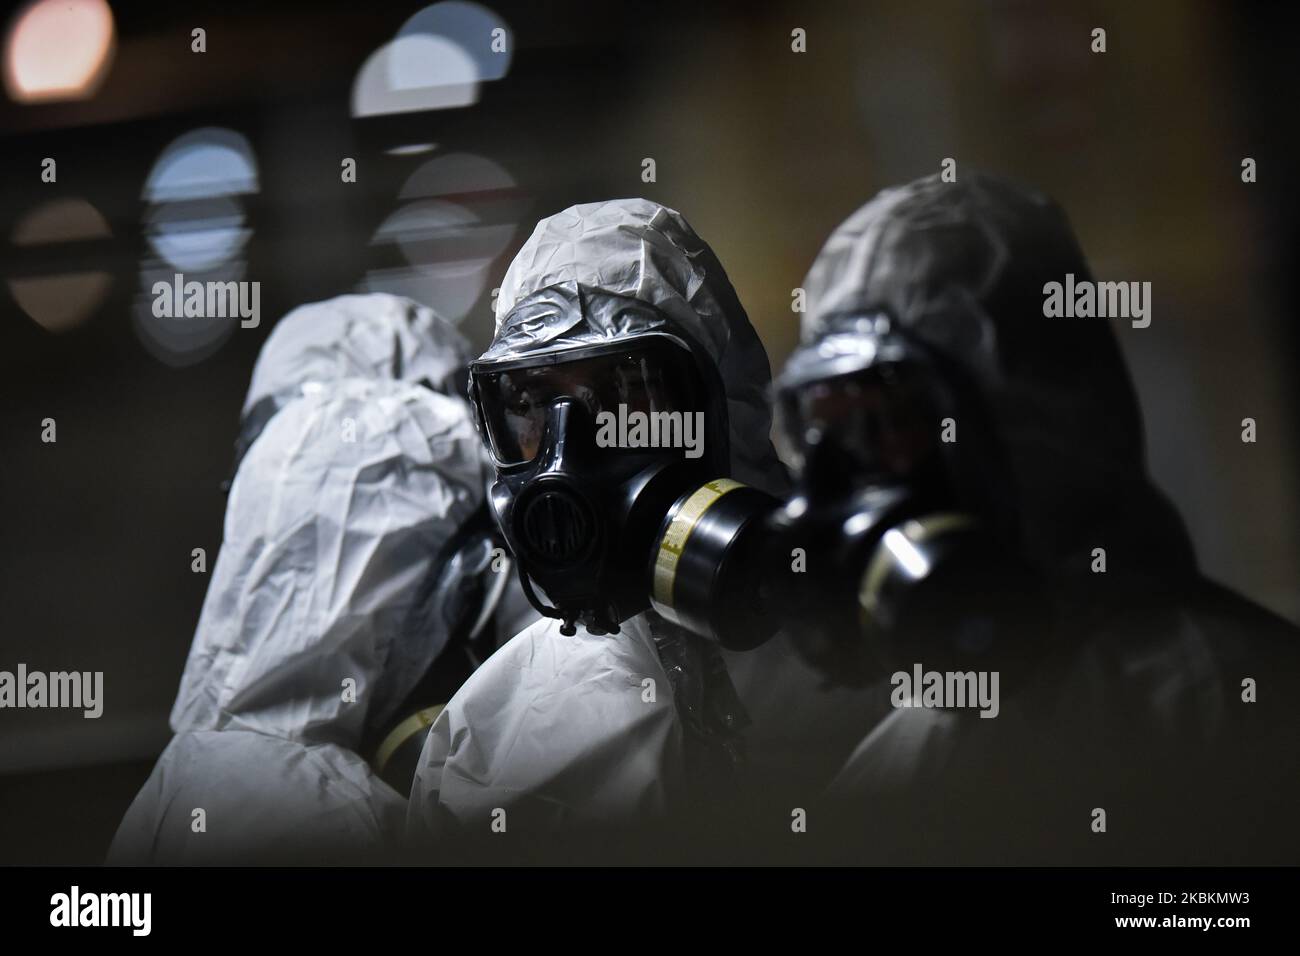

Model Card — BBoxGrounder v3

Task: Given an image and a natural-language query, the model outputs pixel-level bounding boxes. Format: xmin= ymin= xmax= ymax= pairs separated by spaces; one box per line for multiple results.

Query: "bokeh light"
xmin=363 ymin=152 xmax=520 ymax=323
xmin=3 ymin=0 xmax=115 ymax=104
xmin=134 ymin=128 xmax=260 ymax=366
xmin=7 ymin=197 xmax=113 ymax=333
xmin=351 ymin=1 xmax=512 ymax=117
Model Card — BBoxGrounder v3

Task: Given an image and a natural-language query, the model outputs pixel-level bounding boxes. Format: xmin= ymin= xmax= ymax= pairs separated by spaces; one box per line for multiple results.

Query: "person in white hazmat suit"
xmin=405 ymin=198 xmax=862 ymax=846
xmin=110 ymin=294 xmax=532 ymax=864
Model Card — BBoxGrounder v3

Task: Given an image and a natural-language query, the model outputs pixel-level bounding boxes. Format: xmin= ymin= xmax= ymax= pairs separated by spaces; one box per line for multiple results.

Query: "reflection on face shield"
xmin=474 ymin=337 xmax=704 ymax=466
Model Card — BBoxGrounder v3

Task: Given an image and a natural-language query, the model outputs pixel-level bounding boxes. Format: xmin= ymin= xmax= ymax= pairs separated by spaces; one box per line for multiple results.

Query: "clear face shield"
xmin=471 ymin=336 xmax=706 ymax=468
xmin=774 ymin=360 xmax=943 ymax=487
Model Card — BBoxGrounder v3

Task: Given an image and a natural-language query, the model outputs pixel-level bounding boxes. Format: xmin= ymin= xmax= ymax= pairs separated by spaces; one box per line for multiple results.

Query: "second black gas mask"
xmin=470 ymin=331 xmax=730 ymax=636
xmin=766 ymin=315 xmax=1047 ymax=686
xmin=635 ymin=314 xmax=1047 ymax=684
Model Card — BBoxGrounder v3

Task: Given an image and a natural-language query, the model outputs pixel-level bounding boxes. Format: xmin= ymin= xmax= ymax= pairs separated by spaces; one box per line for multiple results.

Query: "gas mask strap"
xmin=514 ymin=561 xmax=579 ymax=636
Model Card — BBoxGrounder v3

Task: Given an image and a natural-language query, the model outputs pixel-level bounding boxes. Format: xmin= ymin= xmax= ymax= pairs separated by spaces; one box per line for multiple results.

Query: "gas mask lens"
xmin=776 ymin=362 xmax=941 ymax=484
xmin=472 ymin=337 xmax=703 ymax=465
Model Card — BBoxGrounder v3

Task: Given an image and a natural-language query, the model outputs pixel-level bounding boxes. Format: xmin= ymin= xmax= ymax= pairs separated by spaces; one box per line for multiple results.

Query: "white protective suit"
xmin=110 ymin=295 xmax=493 ymax=864
xmin=228 ymin=293 xmax=475 ymax=474
xmin=407 ymin=199 xmax=814 ymax=840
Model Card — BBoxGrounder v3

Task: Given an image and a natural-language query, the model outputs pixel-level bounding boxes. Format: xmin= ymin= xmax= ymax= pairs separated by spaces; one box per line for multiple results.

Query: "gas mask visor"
xmin=471 ymin=335 xmax=708 ymax=468
xmin=773 ymin=315 xmax=944 ymax=487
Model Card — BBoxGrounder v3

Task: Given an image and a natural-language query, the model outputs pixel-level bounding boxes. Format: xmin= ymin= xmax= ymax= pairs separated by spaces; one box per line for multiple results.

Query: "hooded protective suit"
xmin=110 ymin=295 xmax=496 ymax=864
xmin=797 ymin=174 xmax=1300 ymax=863
xmin=243 ymin=293 xmax=471 ymax=415
xmin=406 ymin=199 xmax=813 ymax=841
xmin=231 ymin=293 xmax=473 ymax=470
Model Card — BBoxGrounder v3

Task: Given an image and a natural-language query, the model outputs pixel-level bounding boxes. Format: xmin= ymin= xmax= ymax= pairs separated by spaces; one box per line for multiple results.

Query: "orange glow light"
xmin=4 ymin=0 xmax=116 ymax=104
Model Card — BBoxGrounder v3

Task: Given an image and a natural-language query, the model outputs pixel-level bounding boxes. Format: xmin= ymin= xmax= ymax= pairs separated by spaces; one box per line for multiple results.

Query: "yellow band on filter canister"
xmin=373 ymin=704 xmax=446 ymax=775
xmin=651 ymin=478 xmax=746 ymax=611
xmin=858 ymin=512 xmax=979 ymax=623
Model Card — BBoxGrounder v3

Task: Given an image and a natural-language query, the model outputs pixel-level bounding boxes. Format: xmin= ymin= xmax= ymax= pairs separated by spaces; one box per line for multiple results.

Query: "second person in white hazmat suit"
xmin=110 ymin=294 xmax=526 ymax=863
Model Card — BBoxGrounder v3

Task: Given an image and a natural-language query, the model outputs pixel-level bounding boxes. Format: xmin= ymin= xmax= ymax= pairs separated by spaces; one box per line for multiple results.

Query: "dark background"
xmin=1 ymin=0 xmax=1296 ymax=863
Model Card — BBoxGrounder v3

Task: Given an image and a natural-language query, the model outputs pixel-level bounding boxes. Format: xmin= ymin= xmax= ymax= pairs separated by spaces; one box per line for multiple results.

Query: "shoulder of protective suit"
xmin=408 ymin=613 xmax=683 ymax=832
xmin=465 ymin=614 xmax=666 ymax=689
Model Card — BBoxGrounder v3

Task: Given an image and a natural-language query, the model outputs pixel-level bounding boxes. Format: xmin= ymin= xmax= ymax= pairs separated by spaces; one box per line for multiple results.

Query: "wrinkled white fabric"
xmin=109 ymin=730 xmax=406 ymax=864
xmin=411 ymin=616 xmax=680 ymax=836
xmin=243 ymin=293 xmax=472 ymax=417
xmin=409 ymin=199 xmax=792 ymax=838
xmin=111 ymin=378 xmax=488 ymax=863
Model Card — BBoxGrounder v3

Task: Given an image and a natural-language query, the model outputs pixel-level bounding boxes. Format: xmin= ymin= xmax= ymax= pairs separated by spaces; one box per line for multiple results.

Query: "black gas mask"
xmin=469 ymin=332 xmax=732 ymax=636
xmin=766 ymin=315 xmax=1047 ymax=686
xmin=641 ymin=315 xmax=1046 ymax=686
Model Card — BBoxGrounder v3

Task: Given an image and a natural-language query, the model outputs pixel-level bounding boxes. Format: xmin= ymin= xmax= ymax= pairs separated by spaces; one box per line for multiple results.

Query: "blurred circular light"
xmin=4 ymin=0 xmax=116 ymax=104
xmin=364 ymin=153 xmax=520 ymax=322
xmin=142 ymin=128 xmax=258 ymax=203
xmin=387 ymin=143 xmax=439 ymax=157
xmin=146 ymin=196 xmax=251 ymax=273
xmin=133 ymin=262 xmax=242 ymax=367
xmin=397 ymin=151 xmax=512 ymax=201
xmin=142 ymin=128 xmax=258 ymax=272
xmin=351 ymin=1 xmax=513 ymax=118
xmin=353 ymin=33 xmax=478 ymax=116
xmin=395 ymin=2 xmax=512 ymax=81
xmin=8 ymin=197 xmax=113 ymax=333
xmin=135 ymin=128 xmax=259 ymax=366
